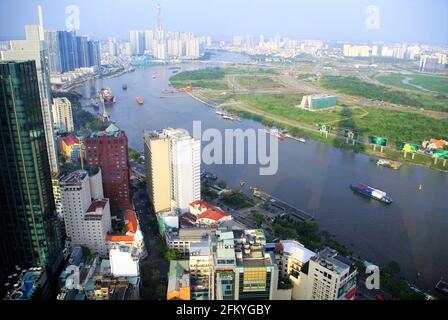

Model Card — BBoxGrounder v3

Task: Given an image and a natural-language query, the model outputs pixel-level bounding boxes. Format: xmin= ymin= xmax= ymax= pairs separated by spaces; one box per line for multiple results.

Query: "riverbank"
xmin=187 ymin=90 xmax=448 ymax=173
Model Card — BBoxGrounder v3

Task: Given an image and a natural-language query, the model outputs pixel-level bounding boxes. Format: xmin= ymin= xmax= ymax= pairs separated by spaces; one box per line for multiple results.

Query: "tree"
xmin=164 ymin=249 xmax=180 ymax=261
xmin=128 ymin=148 xmax=139 ymax=161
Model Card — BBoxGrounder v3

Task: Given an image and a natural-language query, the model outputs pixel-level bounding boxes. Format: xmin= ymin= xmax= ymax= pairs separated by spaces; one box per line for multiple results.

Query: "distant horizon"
xmin=0 ymin=0 xmax=447 ymax=45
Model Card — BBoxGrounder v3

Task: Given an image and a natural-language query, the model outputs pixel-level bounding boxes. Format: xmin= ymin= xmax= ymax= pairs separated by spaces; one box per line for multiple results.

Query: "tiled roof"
xmin=62 ymin=135 xmax=80 ymax=146
xmin=106 ymin=210 xmax=139 ymax=242
xmin=197 ymin=209 xmax=226 ymax=222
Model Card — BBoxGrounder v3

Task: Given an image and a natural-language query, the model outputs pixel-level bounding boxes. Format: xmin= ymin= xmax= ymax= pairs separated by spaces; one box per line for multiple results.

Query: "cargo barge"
xmin=350 ymin=183 xmax=393 ymax=204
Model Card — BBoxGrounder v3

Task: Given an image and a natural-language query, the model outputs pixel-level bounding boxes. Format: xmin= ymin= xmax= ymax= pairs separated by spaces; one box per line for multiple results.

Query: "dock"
xmin=252 ymin=189 xmax=314 ymax=221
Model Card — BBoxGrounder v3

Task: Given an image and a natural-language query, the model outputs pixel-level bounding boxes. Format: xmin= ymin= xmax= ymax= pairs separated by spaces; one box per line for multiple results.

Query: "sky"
xmin=0 ymin=0 xmax=447 ymax=44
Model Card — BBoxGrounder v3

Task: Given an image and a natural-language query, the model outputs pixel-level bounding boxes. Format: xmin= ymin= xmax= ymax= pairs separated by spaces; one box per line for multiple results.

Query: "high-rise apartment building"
xmin=84 ymin=124 xmax=132 ymax=211
xmin=0 ymin=61 xmax=62 ymax=278
xmin=2 ymin=25 xmax=59 ymax=174
xmin=52 ymin=97 xmax=74 ymax=133
xmin=60 ymin=169 xmax=112 ymax=256
xmin=76 ymin=35 xmax=90 ymax=68
xmin=58 ymin=31 xmax=79 ymax=72
xmin=293 ymin=247 xmax=357 ymax=300
xmin=144 ymin=131 xmax=171 ymax=213
xmin=44 ymin=30 xmax=62 ymax=73
xmin=144 ymin=128 xmax=201 ymax=213
xmin=130 ymin=30 xmax=145 ymax=55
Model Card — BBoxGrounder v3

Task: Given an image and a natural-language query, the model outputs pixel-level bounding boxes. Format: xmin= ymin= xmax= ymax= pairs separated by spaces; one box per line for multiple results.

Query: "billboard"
xmin=432 ymin=150 xmax=448 ymax=159
xmin=370 ymin=136 xmax=387 ymax=147
xmin=317 ymin=123 xmax=331 ymax=133
xmin=402 ymin=143 xmax=420 ymax=153
xmin=342 ymin=129 xmax=358 ymax=140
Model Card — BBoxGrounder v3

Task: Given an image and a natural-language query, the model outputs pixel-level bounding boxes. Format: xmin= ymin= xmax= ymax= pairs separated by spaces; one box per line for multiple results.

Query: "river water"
xmin=76 ymin=51 xmax=448 ymax=293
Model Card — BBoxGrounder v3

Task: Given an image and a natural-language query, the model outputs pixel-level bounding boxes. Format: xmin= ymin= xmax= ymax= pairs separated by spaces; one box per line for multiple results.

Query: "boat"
xmin=221 ymin=114 xmax=241 ymax=121
xmin=376 ymin=159 xmax=402 ymax=170
xmin=285 ymin=133 xmax=307 ymax=143
xmin=350 ymin=183 xmax=393 ymax=204
xmin=122 ymin=84 xmax=128 ymax=90
xmin=264 ymin=128 xmax=286 ymax=140
xmin=136 ymin=97 xmax=144 ymax=105
xmin=100 ymin=88 xmax=116 ymax=104
xmin=216 ymin=111 xmax=226 ymax=116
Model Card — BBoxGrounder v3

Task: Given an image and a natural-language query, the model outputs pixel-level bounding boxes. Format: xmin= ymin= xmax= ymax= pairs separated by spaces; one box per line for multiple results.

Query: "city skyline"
xmin=0 ymin=0 xmax=447 ymax=45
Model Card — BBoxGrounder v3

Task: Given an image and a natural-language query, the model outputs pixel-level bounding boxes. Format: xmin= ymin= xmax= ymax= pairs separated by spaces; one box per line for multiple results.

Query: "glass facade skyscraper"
xmin=0 ymin=61 xmax=62 ymax=280
xmin=57 ymin=31 xmax=79 ymax=72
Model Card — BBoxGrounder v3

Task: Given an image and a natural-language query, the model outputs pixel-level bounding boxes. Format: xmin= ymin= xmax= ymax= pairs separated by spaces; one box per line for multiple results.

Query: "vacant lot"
xmin=376 ymin=73 xmax=448 ymax=96
xmin=320 ymin=76 xmax=448 ymax=112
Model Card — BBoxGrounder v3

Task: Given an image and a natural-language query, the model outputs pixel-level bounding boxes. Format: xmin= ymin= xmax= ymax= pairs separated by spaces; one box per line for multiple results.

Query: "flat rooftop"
xmin=60 ymin=170 xmax=88 ymax=186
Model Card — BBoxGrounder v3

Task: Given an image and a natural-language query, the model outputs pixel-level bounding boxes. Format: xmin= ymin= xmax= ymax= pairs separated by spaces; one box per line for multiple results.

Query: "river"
xmin=75 ymin=51 xmax=448 ymax=293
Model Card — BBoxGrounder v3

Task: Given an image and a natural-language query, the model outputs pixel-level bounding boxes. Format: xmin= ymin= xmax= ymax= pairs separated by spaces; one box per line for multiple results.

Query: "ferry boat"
xmin=350 ymin=183 xmax=393 ymax=204
xmin=376 ymin=159 xmax=402 ymax=170
xmin=100 ymin=88 xmax=116 ymax=104
xmin=264 ymin=128 xmax=286 ymax=140
xmin=136 ymin=97 xmax=144 ymax=105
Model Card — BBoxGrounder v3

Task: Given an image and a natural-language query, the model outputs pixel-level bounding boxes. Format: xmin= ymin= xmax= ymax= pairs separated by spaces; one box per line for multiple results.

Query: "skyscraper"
xmin=52 ymin=97 xmax=74 ymax=133
xmin=0 ymin=60 xmax=62 ymax=279
xmin=84 ymin=124 xmax=132 ymax=212
xmin=60 ymin=169 xmax=111 ymax=257
xmin=130 ymin=30 xmax=145 ymax=56
xmin=87 ymin=40 xmax=101 ymax=67
xmin=76 ymin=35 xmax=90 ymax=68
xmin=144 ymin=128 xmax=201 ymax=214
xmin=144 ymin=131 xmax=172 ymax=213
xmin=156 ymin=4 xmax=163 ymax=32
xmin=58 ymin=30 xmax=79 ymax=72
xmin=2 ymin=25 xmax=59 ymax=175
xmin=44 ymin=30 xmax=62 ymax=73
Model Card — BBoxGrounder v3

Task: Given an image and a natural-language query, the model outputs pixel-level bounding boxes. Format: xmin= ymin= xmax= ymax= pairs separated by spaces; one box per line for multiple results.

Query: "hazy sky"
xmin=1 ymin=0 xmax=447 ymax=44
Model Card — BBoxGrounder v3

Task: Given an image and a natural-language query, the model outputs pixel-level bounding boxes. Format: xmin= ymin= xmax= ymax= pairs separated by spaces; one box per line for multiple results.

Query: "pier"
xmin=252 ymin=189 xmax=314 ymax=221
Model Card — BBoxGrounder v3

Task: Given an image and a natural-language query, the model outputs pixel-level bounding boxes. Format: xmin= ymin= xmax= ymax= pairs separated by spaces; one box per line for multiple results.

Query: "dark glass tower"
xmin=0 ymin=61 xmax=62 ymax=281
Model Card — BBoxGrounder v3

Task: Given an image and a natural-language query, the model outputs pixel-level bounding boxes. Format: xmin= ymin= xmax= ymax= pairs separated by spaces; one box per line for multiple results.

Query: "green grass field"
xmin=231 ymin=93 xmax=367 ymax=125
xmin=236 ymin=75 xmax=285 ymax=89
xmin=169 ymin=67 xmax=230 ymax=90
xmin=376 ymin=73 xmax=448 ymax=96
xmin=228 ymin=93 xmax=448 ymax=149
xmin=320 ymin=76 xmax=448 ymax=112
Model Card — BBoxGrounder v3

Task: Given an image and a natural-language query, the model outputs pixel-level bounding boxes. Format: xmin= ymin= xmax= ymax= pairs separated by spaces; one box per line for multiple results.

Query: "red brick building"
xmin=84 ymin=124 xmax=132 ymax=211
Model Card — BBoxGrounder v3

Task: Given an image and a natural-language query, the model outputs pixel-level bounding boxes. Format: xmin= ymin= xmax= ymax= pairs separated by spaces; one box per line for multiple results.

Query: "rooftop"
xmin=311 ymin=247 xmax=350 ymax=275
xmin=86 ymin=199 xmax=108 ymax=214
xmin=60 ymin=170 xmax=88 ymax=186
xmin=61 ymin=135 xmax=80 ymax=146
xmin=190 ymin=242 xmax=211 ymax=257
xmin=280 ymin=240 xmax=316 ymax=264
xmin=88 ymin=123 xmax=124 ymax=139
